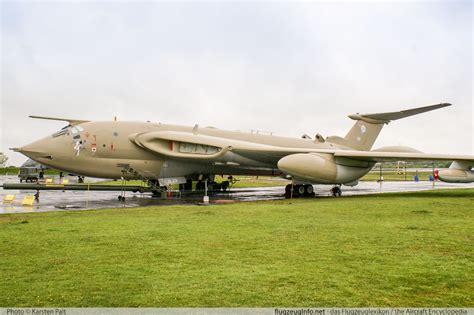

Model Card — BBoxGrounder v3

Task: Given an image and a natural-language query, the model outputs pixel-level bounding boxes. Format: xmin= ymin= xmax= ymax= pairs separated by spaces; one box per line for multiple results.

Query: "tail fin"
xmin=327 ymin=103 xmax=451 ymax=151
xmin=343 ymin=121 xmax=385 ymax=151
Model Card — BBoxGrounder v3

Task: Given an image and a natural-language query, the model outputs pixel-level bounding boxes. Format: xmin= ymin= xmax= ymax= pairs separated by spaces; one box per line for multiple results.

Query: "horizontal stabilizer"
xmin=348 ymin=103 xmax=451 ymax=124
xmin=29 ymin=115 xmax=89 ymax=126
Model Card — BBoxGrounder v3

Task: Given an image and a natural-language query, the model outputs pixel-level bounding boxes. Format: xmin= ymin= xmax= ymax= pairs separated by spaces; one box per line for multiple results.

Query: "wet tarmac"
xmin=1 ymin=175 xmax=473 ymax=214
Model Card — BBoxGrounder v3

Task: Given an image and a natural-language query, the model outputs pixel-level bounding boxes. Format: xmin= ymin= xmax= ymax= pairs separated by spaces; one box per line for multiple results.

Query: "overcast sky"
xmin=1 ymin=1 xmax=472 ymax=166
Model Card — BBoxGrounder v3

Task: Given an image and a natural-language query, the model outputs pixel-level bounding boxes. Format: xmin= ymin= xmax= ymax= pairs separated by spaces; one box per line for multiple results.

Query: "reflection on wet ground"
xmin=1 ymin=175 xmax=473 ymax=214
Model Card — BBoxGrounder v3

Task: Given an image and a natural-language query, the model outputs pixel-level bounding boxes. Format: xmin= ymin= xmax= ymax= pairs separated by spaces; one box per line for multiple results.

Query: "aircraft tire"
xmin=285 ymin=184 xmax=294 ymax=198
xmin=305 ymin=185 xmax=314 ymax=195
xmin=184 ymin=179 xmax=193 ymax=191
xmin=212 ymin=182 xmax=221 ymax=191
xmin=297 ymin=185 xmax=305 ymax=196
xmin=221 ymin=181 xmax=229 ymax=192
xmin=331 ymin=186 xmax=342 ymax=197
xmin=196 ymin=181 xmax=205 ymax=191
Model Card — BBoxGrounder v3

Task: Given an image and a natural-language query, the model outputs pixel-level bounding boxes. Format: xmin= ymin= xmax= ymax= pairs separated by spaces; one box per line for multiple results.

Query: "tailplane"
xmin=326 ymin=103 xmax=451 ymax=151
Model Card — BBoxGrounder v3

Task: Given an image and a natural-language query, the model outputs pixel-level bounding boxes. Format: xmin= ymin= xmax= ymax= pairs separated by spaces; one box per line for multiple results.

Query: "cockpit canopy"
xmin=52 ymin=125 xmax=84 ymax=138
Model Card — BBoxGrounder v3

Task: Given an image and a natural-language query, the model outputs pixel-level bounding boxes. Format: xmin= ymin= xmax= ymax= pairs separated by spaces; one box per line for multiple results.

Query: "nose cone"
xmin=16 ymin=137 xmax=55 ymax=161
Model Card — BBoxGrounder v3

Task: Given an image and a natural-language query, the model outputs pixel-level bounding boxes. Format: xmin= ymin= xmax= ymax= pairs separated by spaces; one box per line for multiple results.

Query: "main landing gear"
xmin=285 ymin=184 xmax=314 ymax=198
xmin=284 ymin=184 xmax=343 ymax=198
xmin=193 ymin=180 xmax=230 ymax=192
xmin=331 ymin=185 xmax=342 ymax=197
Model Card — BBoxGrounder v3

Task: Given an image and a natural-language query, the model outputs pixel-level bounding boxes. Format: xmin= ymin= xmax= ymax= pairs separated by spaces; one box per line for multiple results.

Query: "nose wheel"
xmin=331 ymin=185 xmax=342 ymax=197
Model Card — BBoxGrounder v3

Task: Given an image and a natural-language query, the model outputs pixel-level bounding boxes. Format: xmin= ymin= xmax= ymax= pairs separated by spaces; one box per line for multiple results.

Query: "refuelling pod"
xmin=277 ymin=153 xmax=371 ymax=184
xmin=438 ymin=161 xmax=474 ymax=183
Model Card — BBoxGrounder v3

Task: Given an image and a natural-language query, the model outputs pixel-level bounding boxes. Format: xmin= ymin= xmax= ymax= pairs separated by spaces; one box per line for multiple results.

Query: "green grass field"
xmin=1 ymin=189 xmax=473 ymax=307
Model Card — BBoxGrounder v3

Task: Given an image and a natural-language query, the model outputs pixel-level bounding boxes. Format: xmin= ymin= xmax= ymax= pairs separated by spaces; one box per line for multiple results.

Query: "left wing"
xmin=129 ymin=130 xmax=474 ymax=164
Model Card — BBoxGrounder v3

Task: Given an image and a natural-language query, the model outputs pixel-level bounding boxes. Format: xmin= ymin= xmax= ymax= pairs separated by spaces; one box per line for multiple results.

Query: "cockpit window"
xmin=52 ymin=125 xmax=70 ymax=138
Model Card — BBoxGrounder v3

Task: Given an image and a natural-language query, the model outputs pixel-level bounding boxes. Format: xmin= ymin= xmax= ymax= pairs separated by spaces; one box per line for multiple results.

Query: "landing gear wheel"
xmin=305 ymin=185 xmax=314 ymax=195
xmin=221 ymin=180 xmax=229 ymax=192
xmin=211 ymin=182 xmax=221 ymax=191
xmin=296 ymin=185 xmax=306 ymax=196
xmin=118 ymin=195 xmax=125 ymax=201
xmin=196 ymin=181 xmax=205 ymax=191
xmin=331 ymin=186 xmax=342 ymax=197
xmin=184 ymin=179 xmax=193 ymax=191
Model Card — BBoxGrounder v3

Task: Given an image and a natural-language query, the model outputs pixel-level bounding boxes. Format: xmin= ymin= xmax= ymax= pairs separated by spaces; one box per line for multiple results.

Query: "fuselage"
xmin=18 ymin=120 xmax=374 ymax=184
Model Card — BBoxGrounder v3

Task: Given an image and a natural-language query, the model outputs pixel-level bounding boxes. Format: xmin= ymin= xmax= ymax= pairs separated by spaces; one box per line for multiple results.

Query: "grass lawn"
xmin=0 ymin=189 xmax=473 ymax=307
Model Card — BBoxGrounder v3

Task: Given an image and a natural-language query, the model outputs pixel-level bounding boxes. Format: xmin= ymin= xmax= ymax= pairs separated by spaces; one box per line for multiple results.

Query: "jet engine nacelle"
xmin=438 ymin=161 xmax=474 ymax=183
xmin=277 ymin=153 xmax=371 ymax=184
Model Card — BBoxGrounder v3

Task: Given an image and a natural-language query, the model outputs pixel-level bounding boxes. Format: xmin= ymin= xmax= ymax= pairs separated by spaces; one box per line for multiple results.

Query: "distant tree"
xmin=0 ymin=153 xmax=8 ymax=167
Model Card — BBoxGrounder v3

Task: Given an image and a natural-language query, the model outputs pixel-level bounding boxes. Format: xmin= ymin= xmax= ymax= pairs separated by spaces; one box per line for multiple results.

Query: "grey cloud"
xmin=1 ymin=1 xmax=472 ymax=165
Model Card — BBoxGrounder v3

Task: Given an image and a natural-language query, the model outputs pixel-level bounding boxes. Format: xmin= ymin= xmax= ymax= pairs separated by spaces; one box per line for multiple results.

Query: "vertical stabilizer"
xmin=344 ymin=121 xmax=384 ymax=151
